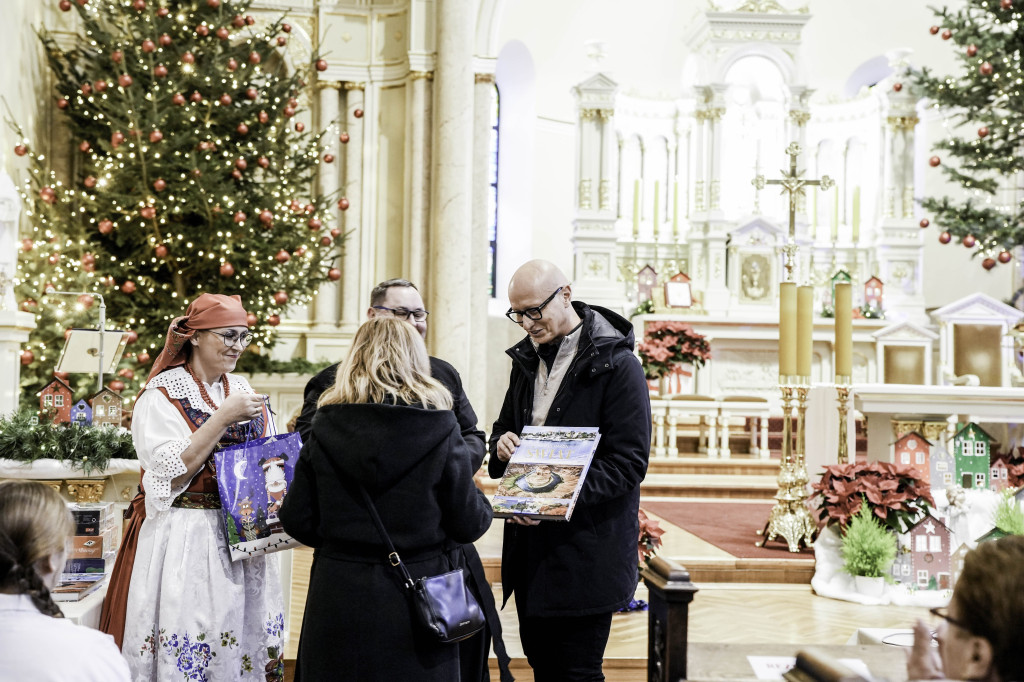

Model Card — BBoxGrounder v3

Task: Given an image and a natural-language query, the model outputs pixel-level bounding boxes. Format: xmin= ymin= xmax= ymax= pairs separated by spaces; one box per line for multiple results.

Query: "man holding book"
xmin=489 ymin=259 xmax=652 ymax=681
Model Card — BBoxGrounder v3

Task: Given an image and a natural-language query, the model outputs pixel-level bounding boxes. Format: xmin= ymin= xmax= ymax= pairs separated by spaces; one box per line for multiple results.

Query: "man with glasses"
xmin=907 ymin=534 xmax=1024 ymax=682
xmin=294 ymin=278 xmax=485 ymax=466
xmin=489 ymin=259 xmax=651 ymax=682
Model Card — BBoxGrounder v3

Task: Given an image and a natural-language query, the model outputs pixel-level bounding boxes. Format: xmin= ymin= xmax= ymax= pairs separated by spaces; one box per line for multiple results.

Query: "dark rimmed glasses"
xmin=206 ymin=330 xmax=253 ymax=348
xmin=929 ymin=606 xmax=974 ymax=634
xmin=505 ymin=287 xmax=563 ymax=324
xmin=372 ymin=306 xmax=429 ymax=322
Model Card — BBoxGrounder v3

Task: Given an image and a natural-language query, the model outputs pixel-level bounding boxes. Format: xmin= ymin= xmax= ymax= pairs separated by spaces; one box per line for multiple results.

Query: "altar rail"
xmin=650 ymin=396 xmax=771 ymax=459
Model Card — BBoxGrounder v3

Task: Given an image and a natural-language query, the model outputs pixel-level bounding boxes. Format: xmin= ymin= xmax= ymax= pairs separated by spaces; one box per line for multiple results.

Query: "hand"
xmin=906 ymin=618 xmax=943 ymax=680
xmin=495 ymin=431 xmax=521 ymax=462
xmin=507 ymin=516 xmax=541 ymax=526
xmin=219 ymin=392 xmax=265 ymax=425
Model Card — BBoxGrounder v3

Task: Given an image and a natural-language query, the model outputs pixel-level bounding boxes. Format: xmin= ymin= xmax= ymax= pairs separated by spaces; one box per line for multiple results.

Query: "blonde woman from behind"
xmin=0 ymin=481 xmax=130 ymax=681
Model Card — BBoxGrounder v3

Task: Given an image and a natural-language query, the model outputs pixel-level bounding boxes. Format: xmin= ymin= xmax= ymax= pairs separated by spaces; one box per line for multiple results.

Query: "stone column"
xmin=470 ymin=72 xmax=494 ymax=422
xmin=314 ymin=81 xmax=342 ymax=331
xmin=407 ymin=71 xmax=433 ymax=289
xmin=340 ymin=83 xmax=366 ymax=335
xmin=428 ymin=0 xmax=474 ymax=371
xmin=0 ymin=168 xmax=34 ymax=415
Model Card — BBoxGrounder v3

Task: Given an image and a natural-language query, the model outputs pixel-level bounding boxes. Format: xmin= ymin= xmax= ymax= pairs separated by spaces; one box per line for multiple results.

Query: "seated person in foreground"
xmin=907 ymin=534 xmax=1024 ymax=681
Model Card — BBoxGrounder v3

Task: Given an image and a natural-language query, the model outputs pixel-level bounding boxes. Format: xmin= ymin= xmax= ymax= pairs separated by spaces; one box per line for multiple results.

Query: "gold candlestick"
xmin=835 ymin=378 xmax=851 ymax=464
xmin=757 ymin=381 xmax=816 ymax=552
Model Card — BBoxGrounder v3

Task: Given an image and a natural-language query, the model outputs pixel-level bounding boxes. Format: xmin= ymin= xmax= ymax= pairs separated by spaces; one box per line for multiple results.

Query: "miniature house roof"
xmin=88 ymin=387 xmax=122 ymax=403
xmin=865 ymin=275 xmax=883 ymax=286
xmin=954 ymin=422 xmax=994 ymax=442
xmin=872 ymin=320 xmax=939 ymax=342
xmin=894 ymin=430 xmax=931 ymax=448
xmin=38 ymin=376 xmax=73 ymax=396
xmin=831 ymin=269 xmax=852 ymax=284
xmin=904 ymin=511 xmax=953 ymax=537
xmin=930 ymin=292 xmax=1024 ymax=326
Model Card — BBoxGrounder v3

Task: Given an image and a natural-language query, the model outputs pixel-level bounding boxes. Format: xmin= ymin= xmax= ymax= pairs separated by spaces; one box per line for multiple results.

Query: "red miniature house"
xmin=894 ymin=431 xmax=932 ymax=484
xmin=38 ymin=376 xmax=74 ymax=423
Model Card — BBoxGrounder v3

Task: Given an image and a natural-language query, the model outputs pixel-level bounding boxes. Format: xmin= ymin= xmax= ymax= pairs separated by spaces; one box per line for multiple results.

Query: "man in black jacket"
xmin=294 ymin=278 xmax=485 ymax=467
xmin=490 ymin=259 xmax=651 ymax=682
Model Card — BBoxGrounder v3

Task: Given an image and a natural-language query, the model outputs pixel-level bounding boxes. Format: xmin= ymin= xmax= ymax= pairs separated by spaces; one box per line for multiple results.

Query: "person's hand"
xmin=906 ymin=618 xmax=943 ymax=680
xmin=495 ymin=431 xmax=521 ymax=462
xmin=218 ymin=392 xmax=265 ymax=425
xmin=507 ymin=516 xmax=540 ymax=526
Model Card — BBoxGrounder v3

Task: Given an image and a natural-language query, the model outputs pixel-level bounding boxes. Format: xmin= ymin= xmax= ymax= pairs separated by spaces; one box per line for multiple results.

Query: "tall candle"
xmin=672 ymin=181 xmax=679 ymax=239
xmin=852 ymin=186 xmax=861 ymax=243
xmin=797 ymin=285 xmax=813 ymax=378
xmin=834 ymin=282 xmax=852 ymax=379
xmin=632 ymin=180 xmax=640 ymax=239
xmin=653 ymin=180 xmax=660 ymax=239
xmin=779 ymin=282 xmax=797 ymax=377
xmin=831 ymin=185 xmax=839 ymax=242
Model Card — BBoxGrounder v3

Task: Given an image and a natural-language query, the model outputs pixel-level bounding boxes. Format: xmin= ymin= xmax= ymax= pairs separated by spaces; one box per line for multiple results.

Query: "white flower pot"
xmin=854 ymin=575 xmax=886 ymax=598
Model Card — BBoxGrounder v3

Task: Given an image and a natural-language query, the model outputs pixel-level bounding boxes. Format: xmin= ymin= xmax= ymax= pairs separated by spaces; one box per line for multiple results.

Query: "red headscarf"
xmin=147 ymin=294 xmax=249 ymax=381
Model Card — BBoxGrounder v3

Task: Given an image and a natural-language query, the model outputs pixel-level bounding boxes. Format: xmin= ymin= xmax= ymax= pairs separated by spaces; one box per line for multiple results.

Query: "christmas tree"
xmin=10 ymin=0 xmax=345 ymax=403
xmin=912 ymin=0 xmax=1024 ymax=271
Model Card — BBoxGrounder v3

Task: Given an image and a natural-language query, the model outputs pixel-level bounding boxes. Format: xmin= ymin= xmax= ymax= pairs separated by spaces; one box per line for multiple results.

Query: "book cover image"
xmin=492 ymin=426 xmax=600 ymax=521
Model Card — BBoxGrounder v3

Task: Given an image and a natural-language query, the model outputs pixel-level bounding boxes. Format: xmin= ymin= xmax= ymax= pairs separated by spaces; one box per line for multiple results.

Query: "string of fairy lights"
xmin=914 ymin=0 xmax=1024 ymax=268
xmin=11 ymin=0 xmax=349 ymax=403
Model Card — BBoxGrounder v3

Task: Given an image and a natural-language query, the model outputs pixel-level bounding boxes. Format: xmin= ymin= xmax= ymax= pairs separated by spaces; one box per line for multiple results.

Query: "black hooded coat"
xmin=280 ymin=402 xmax=493 ymax=681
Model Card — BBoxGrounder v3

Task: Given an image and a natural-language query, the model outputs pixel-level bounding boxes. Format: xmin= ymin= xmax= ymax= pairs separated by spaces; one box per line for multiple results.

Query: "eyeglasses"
xmin=929 ymin=606 xmax=974 ymax=635
xmin=206 ymin=330 xmax=253 ymax=348
xmin=372 ymin=306 xmax=429 ymax=322
xmin=505 ymin=287 xmax=563 ymax=324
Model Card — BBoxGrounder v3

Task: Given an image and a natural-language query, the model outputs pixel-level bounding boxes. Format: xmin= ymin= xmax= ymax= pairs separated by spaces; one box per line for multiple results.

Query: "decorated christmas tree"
xmin=912 ymin=0 xmax=1024 ymax=271
xmin=10 ymin=0 xmax=345 ymax=403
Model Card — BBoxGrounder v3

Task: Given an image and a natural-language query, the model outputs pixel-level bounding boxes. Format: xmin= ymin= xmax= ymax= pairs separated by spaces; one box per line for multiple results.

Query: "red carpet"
xmin=641 ymin=500 xmax=816 ymax=559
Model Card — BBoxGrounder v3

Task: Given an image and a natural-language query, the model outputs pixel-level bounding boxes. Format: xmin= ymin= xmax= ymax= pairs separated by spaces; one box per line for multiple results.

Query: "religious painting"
xmin=664 ymin=272 xmax=692 ymax=309
xmin=739 ymin=254 xmax=770 ymax=303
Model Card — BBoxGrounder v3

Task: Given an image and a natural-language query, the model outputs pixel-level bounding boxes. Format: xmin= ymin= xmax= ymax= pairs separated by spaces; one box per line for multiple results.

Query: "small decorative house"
xmin=88 ymin=388 xmax=124 ymax=427
xmin=863 ymin=276 xmax=884 ymax=318
xmin=990 ymin=457 xmax=1011 ymax=493
xmin=950 ymin=543 xmax=970 ymax=587
xmin=38 ymin=376 xmax=73 ymax=423
xmin=894 ymin=431 xmax=932 ymax=483
xmin=69 ymin=399 xmax=93 ymax=427
xmin=953 ymin=423 xmax=993 ymax=490
xmin=637 ymin=264 xmax=657 ymax=303
xmin=904 ymin=513 xmax=954 ymax=590
xmin=928 ymin=442 xmax=956 ymax=495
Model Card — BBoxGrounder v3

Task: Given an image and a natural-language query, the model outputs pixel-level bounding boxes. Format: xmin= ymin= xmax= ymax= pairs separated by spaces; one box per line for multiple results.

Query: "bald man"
xmin=488 ymin=259 xmax=651 ymax=682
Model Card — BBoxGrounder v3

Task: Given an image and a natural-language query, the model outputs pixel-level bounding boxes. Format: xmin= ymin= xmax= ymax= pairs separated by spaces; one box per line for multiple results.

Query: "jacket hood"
xmin=506 ymin=300 xmax=636 ymax=374
xmin=308 ymin=403 xmax=457 ymax=491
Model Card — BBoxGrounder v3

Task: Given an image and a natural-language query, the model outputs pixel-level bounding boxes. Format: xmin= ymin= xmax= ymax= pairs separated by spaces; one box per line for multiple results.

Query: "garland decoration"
xmin=0 ymin=409 xmax=136 ymax=475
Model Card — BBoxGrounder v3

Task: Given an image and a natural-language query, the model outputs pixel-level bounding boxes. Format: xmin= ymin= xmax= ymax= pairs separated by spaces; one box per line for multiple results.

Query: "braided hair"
xmin=0 ymin=481 xmax=73 ymax=618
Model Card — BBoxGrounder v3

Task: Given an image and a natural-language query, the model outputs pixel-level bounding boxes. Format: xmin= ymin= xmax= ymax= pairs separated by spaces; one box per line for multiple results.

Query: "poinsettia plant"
xmin=810 ymin=461 xmax=934 ymax=533
xmin=637 ymin=321 xmax=711 ymax=380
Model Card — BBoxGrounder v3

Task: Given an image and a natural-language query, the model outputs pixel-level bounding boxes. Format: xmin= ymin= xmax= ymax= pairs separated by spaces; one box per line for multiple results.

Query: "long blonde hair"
xmin=318 ymin=317 xmax=453 ymax=410
xmin=0 ymin=481 xmax=73 ymax=617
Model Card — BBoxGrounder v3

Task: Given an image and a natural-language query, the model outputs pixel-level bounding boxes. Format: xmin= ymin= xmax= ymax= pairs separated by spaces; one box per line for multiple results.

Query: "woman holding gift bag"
xmin=99 ymin=293 xmax=285 ymax=681
xmin=280 ymin=317 xmax=495 ymax=681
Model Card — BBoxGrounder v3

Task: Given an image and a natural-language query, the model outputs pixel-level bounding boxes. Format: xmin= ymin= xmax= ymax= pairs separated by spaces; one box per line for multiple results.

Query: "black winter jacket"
xmin=488 ymin=301 xmax=651 ymax=617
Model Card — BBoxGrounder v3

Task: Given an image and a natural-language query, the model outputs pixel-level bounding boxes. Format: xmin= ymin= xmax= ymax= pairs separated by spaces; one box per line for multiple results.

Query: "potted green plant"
xmin=841 ymin=499 xmax=897 ymax=597
xmin=636 ymin=321 xmax=711 ymax=395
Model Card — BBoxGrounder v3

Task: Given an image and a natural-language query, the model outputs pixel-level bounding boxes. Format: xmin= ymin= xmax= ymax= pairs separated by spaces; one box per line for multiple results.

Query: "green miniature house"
xmin=952 ymin=422 xmax=992 ymax=490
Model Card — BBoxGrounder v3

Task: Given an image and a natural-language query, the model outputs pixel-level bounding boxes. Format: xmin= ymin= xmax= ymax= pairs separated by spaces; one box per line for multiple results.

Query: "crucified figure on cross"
xmin=752 ymin=142 xmax=834 ymax=279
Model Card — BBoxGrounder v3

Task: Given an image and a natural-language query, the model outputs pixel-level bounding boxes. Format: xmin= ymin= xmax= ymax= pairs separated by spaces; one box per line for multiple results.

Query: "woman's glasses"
xmin=206 ymin=330 xmax=253 ymax=348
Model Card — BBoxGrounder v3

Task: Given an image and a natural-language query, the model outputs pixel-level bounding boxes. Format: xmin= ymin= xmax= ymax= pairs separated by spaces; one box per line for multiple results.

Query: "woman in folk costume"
xmin=99 ymin=293 xmax=285 ymax=681
xmin=279 ymin=317 xmax=495 ymax=681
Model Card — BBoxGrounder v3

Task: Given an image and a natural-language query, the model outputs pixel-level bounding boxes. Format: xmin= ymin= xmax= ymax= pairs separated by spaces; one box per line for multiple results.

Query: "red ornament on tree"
xmin=20 ymin=299 xmax=37 ymax=312
xmin=275 ymin=249 xmax=290 ymax=263
xmin=320 ymin=236 xmax=331 ymax=246
xmin=59 ymin=0 xmax=72 ymax=11
xmin=208 ymin=0 xmax=220 ymax=7
xmin=277 ymin=37 xmax=287 ymax=47
xmin=141 ymin=206 xmax=156 ymax=220
xmin=56 ymin=97 xmax=69 ymax=110
xmin=155 ymin=244 xmax=168 ymax=258
xmin=157 ymin=6 xmax=168 ymax=16
xmin=137 ymin=351 xmax=151 ymax=364
xmin=220 ymin=262 xmax=235 ymax=277
xmin=77 ymin=294 xmax=93 ymax=308
xmin=39 ymin=186 xmax=56 ymax=204
xmin=132 ymin=0 xmax=145 ymax=10
xmin=919 ymin=218 xmax=930 ymax=229
xmin=14 ymin=144 xmax=26 ymax=156
xmin=929 ymin=25 xmax=940 ymax=35
xmin=246 ymin=313 xmax=258 ymax=326
xmin=142 ymin=39 xmax=156 ymax=53
xmin=21 ymin=239 xmax=33 ymax=251
xmin=288 ymin=97 xmax=299 ymax=108
xmin=109 ymin=380 xmax=125 ymax=392
xmin=295 ymin=122 xmax=305 ymax=132
xmin=118 ymin=368 xmax=135 ymax=380
xmin=967 ymin=44 xmax=978 ymax=57
xmin=354 ymin=109 xmax=364 ymax=119
xmin=182 ymin=52 xmax=196 ymax=64
xmin=233 ymin=211 xmax=247 ymax=223
xmin=282 ymin=23 xmax=292 ymax=33
xmin=939 ymin=231 xmax=952 ymax=244
xmin=220 ymin=93 xmax=232 ymax=106
xmin=47 ymin=253 xmax=60 ymax=265
xmin=111 ymin=130 xmax=125 ymax=147
xmin=980 ymin=62 xmax=994 ymax=76
xmin=232 ymin=15 xmax=245 ymax=28
xmin=249 ymin=52 xmax=261 ymax=65
xmin=283 ymin=106 xmax=295 ymax=118
xmin=98 ymin=219 xmax=114 ymax=234
xmin=1001 ymin=0 xmax=1012 ymax=8
xmin=963 ymin=235 xmax=977 ymax=248
xmin=999 ymin=251 xmax=1013 ymax=263
xmin=892 ymin=82 xmax=903 ymax=92
xmin=126 ymin=330 xmax=139 ymax=344
xmin=171 ymin=93 xmax=186 ymax=106
xmin=308 ymin=217 xmax=322 ymax=230
xmin=337 ymin=197 xmax=350 ymax=210
xmin=80 ymin=83 xmax=92 ymax=96
xmin=245 ymin=15 xmax=254 ymax=25
xmin=304 ymin=203 xmax=315 ymax=213
xmin=154 ymin=64 xmax=168 ymax=78
xmin=340 ymin=132 xmax=350 ymax=144
xmin=273 ymin=291 xmax=289 ymax=305
xmin=153 ymin=178 xmax=167 ymax=192
xmin=245 ymin=87 xmax=258 ymax=100
xmin=227 ymin=57 xmax=238 ymax=72
xmin=983 ymin=258 xmax=997 ymax=270
xmin=315 ymin=59 xmax=328 ymax=71
xmin=159 ymin=33 xmax=172 ymax=46
xmin=323 ymin=153 xmax=334 ymax=163
xmin=112 ymin=49 xmax=123 ymax=63
xmin=941 ymin=28 xmax=952 ymax=40
xmin=328 ymin=268 xmax=341 ymax=281
xmin=235 ymin=158 xmax=248 ymax=171
xmin=257 ymin=156 xmax=269 ymax=169
xmin=979 ymin=126 xmax=990 ymax=138
xmin=190 ymin=90 xmax=202 ymax=103
xmin=294 ymin=246 xmax=307 ymax=257
xmin=20 ymin=350 xmax=33 ymax=366
xmin=94 ymin=79 xmax=107 ymax=92
xmin=330 ymin=228 xmax=340 ymax=238
xmin=149 ymin=130 xmax=163 ymax=143
xmin=118 ymin=74 xmax=133 ymax=88
xmin=259 ymin=110 xmax=269 ymax=124
xmin=79 ymin=140 xmax=91 ymax=153
xmin=121 ymin=280 xmax=136 ymax=294
xmin=267 ymin=315 xmax=281 ymax=326
xmin=231 ymin=169 xmax=242 ymax=180
xmin=929 ymin=156 xmax=941 ymax=167
xmin=260 ymin=210 xmax=273 ymax=224
xmin=216 ymin=27 xmax=230 ymax=41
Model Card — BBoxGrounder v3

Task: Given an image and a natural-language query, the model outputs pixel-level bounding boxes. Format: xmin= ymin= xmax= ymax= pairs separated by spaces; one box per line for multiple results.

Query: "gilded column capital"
xmin=316 ymin=80 xmax=343 ymax=91
xmin=887 ymin=115 xmax=920 ymax=131
xmin=410 ymin=71 xmax=434 ymax=81
xmin=788 ymin=110 xmax=811 ymax=127
xmin=343 ymin=81 xmax=367 ymax=91
xmin=474 ymin=73 xmax=494 ymax=84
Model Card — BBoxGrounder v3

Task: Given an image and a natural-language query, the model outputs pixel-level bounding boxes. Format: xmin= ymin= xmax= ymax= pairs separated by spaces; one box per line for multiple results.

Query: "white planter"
xmin=854 ymin=575 xmax=886 ymax=598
